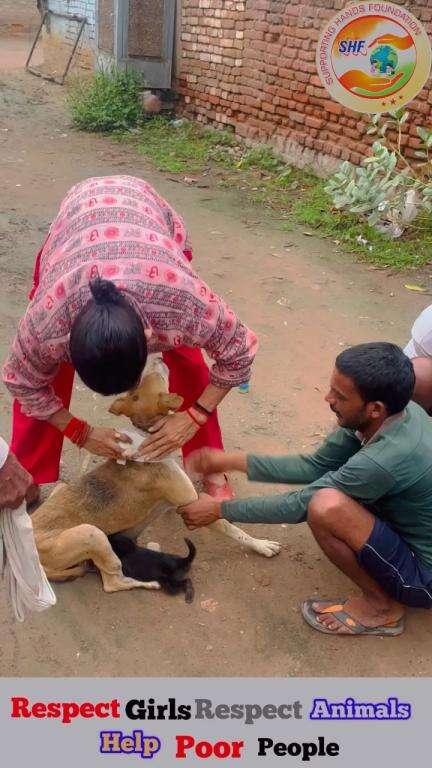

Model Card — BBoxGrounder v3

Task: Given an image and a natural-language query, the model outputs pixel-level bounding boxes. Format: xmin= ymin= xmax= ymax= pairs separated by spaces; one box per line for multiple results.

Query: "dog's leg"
xmin=44 ymin=564 xmax=88 ymax=583
xmin=40 ymin=524 xmax=161 ymax=593
xmin=161 ymin=578 xmax=194 ymax=603
xmin=208 ymin=519 xmax=282 ymax=558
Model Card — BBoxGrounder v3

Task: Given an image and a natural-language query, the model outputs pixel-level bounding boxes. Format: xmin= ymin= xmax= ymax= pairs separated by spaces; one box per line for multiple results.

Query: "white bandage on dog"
xmin=116 ymin=429 xmax=150 ymax=465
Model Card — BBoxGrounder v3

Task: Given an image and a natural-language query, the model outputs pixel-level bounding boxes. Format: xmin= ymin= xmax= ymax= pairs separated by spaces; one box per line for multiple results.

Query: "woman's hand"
xmin=135 ymin=411 xmax=205 ymax=461
xmin=83 ymin=427 xmax=132 ymax=460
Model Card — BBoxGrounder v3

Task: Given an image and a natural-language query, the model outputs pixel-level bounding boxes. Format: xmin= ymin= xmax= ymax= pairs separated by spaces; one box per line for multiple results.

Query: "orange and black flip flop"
xmin=301 ymin=599 xmax=404 ymax=637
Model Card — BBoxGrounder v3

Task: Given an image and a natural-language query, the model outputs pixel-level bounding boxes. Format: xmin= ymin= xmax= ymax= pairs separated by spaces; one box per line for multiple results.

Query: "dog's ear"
xmin=109 ymin=395 xmax=129 ymax=416
xmin=158 ymin=393 xmax=184 ymax=414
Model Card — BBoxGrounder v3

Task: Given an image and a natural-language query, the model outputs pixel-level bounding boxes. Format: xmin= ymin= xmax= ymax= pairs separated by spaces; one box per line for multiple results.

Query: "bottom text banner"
xmin=0 ymin=678 xmax=426 ymax=766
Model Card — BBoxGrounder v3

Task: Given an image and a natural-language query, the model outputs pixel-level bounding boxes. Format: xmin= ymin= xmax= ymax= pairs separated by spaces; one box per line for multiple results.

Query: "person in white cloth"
xmin=0 ymin=437 xmax=32 ymax=511
xmin=0 ymin=438 xmax=55 ymax=621
xmin=404 ymin=304 xmax=432 ymax=414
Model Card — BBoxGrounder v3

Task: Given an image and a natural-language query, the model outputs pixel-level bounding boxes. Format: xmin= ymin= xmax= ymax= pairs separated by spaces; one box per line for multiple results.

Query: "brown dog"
xmin=32 ymin=358 xmax=281 ymax=593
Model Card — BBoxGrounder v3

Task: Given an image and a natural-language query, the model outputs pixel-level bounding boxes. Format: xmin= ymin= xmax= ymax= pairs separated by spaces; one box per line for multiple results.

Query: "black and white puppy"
xmin=108 ymin=534 xmax=196 ymax=603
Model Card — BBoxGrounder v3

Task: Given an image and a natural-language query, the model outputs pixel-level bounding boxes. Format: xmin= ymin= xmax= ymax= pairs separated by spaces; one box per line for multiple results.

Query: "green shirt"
xmin=222 ymin=402 xmax=432 ymax=570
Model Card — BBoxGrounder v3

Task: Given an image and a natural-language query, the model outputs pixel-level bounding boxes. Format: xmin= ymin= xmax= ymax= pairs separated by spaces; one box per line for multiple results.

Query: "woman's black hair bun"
xmin=90 ymin=278 xmax=123 ymax=306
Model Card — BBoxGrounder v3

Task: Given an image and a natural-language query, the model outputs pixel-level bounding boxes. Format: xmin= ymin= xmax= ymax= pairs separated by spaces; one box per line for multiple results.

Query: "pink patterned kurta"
xmin=3 ymin=176 xmax=258 ymax=419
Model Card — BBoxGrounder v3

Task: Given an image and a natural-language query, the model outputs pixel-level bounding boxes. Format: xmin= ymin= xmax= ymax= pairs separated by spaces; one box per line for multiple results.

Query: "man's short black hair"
xmin=335 ymin=342 xmax=415 ymax=415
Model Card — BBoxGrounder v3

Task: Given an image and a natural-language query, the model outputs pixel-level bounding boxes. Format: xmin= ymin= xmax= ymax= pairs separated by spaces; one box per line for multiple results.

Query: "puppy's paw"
xmin=250 ymin=539 xmax=282 ymax=558
xmin=146 ymin=541 xmax=161 ymax=552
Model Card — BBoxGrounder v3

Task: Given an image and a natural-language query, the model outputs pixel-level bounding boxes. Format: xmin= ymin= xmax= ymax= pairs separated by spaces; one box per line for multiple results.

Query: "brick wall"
xmin=176 ymin=0 xmax=432 ymax=173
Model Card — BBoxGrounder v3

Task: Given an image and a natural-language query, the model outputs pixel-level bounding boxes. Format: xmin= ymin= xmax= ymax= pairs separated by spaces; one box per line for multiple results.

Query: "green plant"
xmin=325 ymin=141 xmax=412 ymax=227
xmin=105 ymin=113 xmax=432 ymax=269
xmin=67 ymin=66 xmax=144 ymax=132
xmin=236 ymin=146 xmax=285 ymax=173
xmin=290 ymin=180 xmax=432 ymax=269
xmin=325 ymin=109 xmax=432 ymax=236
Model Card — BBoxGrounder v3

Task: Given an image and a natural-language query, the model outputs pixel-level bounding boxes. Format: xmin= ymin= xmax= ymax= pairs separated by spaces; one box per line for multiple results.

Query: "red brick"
xmin=179 ymin=0 xmax=432 ymax=169
xmin=305 ymin=116 xmax=323 ymax=130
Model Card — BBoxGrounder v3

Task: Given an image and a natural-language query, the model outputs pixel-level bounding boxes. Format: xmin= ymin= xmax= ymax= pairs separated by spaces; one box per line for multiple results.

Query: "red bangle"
xmin=63 ymin=417 xmax=85 ymax=439
xmin=186 ymin=408 xmax=206 ymax=428
xmin=63 ymin=418 xmax=91 ymax=448
xmin=77 ymin=423 xmax=92 ymax=448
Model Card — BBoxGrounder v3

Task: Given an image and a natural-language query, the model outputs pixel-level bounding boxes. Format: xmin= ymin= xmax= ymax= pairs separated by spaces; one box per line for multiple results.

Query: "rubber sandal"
xmin=203 ymin=474 xmax=235 ymax=501
xmin=301 ymin=598 xmax=404 ymax=636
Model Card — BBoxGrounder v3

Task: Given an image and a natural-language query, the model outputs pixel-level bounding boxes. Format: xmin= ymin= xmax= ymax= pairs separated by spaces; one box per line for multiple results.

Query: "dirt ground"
xmin=1 ymin=34 xmax=432 ymax=678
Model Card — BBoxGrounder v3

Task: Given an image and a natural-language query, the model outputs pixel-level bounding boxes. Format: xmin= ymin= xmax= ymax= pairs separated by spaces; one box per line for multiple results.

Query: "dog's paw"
xmin=104 ymin=577 xmax=161 ymax=592
xmin=251 ymin=539 xmax=282 ymax=558
xmin=146 ymin=541 xmax=161 ymax=552
xmin=142 ymin=580 xmax=161 ymax=590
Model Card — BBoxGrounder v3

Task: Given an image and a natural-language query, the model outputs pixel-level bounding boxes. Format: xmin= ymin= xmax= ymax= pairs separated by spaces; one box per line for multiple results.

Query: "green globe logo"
xmin=370 ymin=45 xmax=398 ymax=76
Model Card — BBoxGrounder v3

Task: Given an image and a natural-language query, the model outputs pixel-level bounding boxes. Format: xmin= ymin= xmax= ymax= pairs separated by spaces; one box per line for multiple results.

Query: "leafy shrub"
xmin=67 ymin=66 xmax=143 ymax=132
xmin=325 ymin=109 xmax=432 ymax=237
xmin=325 ymin=141 xmax=411 ymax=228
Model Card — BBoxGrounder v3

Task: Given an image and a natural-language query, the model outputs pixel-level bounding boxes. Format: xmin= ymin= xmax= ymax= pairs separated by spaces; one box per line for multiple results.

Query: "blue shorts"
xmin=358 ymin=518 xmax=432 ymax=609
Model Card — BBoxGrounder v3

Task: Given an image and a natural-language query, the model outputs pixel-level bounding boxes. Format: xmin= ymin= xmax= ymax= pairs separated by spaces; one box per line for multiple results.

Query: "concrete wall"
xmin=43 ymin=0 xmax=97 ymax=73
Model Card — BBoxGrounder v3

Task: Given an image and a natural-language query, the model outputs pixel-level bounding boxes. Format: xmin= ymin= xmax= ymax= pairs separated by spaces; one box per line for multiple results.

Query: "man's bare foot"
xmin=312 ymin=595 xmax=404 ymax=634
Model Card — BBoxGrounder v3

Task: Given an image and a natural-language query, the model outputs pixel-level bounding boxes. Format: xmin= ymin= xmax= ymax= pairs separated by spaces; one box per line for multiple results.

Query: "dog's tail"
xmin=179 ymin=538 xmax=196 ymax=570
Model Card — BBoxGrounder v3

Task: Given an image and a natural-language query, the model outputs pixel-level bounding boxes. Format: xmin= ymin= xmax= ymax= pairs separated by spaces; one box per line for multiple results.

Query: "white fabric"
xmin=116 ymin=429 xmax=193 ymax=491
xmin=0 ymin=437 xmax=9 ymax=469
xmin=0 ymin=502 xmax=56 ymax=622
xmin=116 ymin=428 xmax=182 ymax=466
xmin=404 ymin=304 xmax=432 ymax=359
xmin=116 ymin=429 xmax=150 ymax=464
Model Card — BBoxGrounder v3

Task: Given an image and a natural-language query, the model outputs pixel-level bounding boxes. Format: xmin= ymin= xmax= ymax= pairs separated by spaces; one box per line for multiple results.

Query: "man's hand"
xmin=83 ymin=426 xmax=132 ymax=460
xmin=135 ymin=411 xmax=203 ymax=461
xmin=179 ymin=493 xmax=222 ymax=529
xmin=0 ymin=452 xmax=32 ymax=510
xmin=187 ymin=447 xmax=247 ymax=478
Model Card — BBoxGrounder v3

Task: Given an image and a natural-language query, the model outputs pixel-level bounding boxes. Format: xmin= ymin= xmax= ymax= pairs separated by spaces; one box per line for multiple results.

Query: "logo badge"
xmin=317 ymin=2 xmax=431 ymax=112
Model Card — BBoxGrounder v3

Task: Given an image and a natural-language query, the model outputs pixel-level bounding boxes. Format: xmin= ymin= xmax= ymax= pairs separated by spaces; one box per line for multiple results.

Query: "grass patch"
xmin=290 ymin=181 xmax=432 ymax=269
xmin=69 ymin=88 xmax=432 ymax=270
xmin=123 ymin=117 xmax=241 ymax=173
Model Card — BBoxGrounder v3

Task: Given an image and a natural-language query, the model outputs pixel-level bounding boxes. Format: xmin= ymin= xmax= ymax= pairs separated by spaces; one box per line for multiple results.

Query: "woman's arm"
xmin=134 ymin=271 xmax=257 ymax=460
xmin=194 ymin=382 xmax=230 ymax=412
xmin=48 ymin=408 xmax=130 ymax=459
xmin=3 ymin=319 xmax=130 ymax=460
xmin=136 ymin=385 xmax=232 ymax=461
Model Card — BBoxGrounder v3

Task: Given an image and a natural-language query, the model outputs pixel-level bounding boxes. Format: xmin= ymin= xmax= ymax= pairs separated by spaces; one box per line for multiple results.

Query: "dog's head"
xmin=109 ymin=360 xmax=183 ymax=430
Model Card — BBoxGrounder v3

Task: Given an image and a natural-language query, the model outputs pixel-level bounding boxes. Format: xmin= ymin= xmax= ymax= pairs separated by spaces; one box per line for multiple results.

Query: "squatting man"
xmin=180 ymin=342 xmax=432 ymax=637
